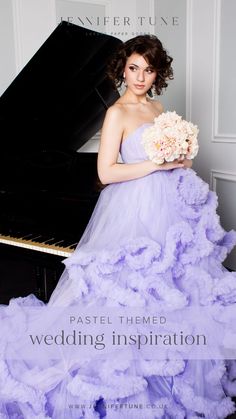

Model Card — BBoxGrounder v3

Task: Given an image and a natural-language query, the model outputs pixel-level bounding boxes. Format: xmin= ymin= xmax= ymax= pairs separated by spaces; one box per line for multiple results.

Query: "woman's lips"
xmin=134 ymin=84 xmax=145 ymax=89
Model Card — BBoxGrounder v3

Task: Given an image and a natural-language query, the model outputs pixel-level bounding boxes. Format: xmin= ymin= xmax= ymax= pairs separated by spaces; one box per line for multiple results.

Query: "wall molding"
xmin=210 ymin=169 xmax=236 ymax=192
xmin=148 ymin=0 xmax=156 ymax=35
xmin=65 ymin=0 xmax=110 ymax=3
xmin=12 ymin=0 xmax=23 ymax=73
xmin=56 ymin=0 xmax=112 ymax=33
xmin=212 ymin=0 xmax=236 ymax=143
xmin=186 ymin=0 xmax=193 ymax=121
xmin=12 ymin=0 xmax=57 ymax=75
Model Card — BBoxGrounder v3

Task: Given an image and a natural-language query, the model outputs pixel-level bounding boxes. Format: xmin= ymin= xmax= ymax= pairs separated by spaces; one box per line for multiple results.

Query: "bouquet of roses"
xmin=141 ymin=111 xmax=199 ymax=165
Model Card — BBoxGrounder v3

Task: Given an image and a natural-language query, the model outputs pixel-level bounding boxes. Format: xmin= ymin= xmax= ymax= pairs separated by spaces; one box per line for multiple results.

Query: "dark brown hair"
xmin=106 ymin=34 xmax=174 ymax=96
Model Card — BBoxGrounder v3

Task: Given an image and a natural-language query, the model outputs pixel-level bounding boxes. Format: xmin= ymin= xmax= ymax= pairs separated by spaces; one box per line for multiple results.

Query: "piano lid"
xmin=0 ymin=21 xmax=122 ymax=153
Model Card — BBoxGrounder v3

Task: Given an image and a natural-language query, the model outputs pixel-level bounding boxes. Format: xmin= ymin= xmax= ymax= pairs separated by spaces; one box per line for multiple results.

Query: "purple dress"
xmin=1 ymin=123 xmax=236 ymax=419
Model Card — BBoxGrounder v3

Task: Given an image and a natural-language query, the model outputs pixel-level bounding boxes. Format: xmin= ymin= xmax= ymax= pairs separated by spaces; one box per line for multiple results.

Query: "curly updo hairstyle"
xmin=106 ymin=34 xmax=174 ymax=96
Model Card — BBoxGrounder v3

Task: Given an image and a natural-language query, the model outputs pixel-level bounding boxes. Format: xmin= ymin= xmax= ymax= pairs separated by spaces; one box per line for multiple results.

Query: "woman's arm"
xmin=97 ymin=106 xmax=184 ymax=185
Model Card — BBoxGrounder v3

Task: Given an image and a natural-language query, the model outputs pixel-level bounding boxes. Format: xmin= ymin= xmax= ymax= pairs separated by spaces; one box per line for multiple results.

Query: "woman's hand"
xmin=154 ymin=157 xmax=185 ymax=171
xmin=154 ymin=155 xmax=193 ymax=171
xmin=177 ymin=154 xmax=193 ymax=169
xmin=157 ymin=159 xmax=185 ymax=171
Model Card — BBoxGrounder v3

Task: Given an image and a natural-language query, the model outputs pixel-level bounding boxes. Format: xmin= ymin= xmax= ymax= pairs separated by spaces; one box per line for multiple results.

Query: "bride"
xmin=1 ymin=33 xmax=236 ymax=419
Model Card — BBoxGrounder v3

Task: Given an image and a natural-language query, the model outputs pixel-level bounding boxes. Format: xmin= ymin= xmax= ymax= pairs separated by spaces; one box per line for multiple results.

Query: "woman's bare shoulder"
xmin=100 ymin=103 xmax=126 ymax=141
xmin=104 ymin=102 xmax=126 ymax=124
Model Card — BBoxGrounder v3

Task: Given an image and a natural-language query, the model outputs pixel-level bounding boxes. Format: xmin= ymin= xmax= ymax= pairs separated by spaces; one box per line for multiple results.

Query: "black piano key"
xmin=31 ymin=235 xmax=43 ymax=240
xmin=12 ymin=230 xmax=32 ymax=237
xmin=33 ymin=235 xmax=54 ymax=243
xmin=40 ymin=237 xmax=55 ymax=245
xmin=21 ymin=234 xmax=40 ymax=241
xmin=69 ymin=242 xmax=78 ymax=249
xmin=15 ymin=233 xmax=34 ymax=240
xmin=58 ymin=239 xmax=76 ymax=247
xmin=0 ymin=229 xmax=79 ymax=250
xmin=40 ymin=237 xmax=67 ymax=246
xmin=9 ymin=231 xmax=24 ymax=238
xmin=1 ymin=229 xmax=20 ymax=236
xmin=52 ymin=240 xmax=65 ymax=246
xmin=8 ymin=232 xmax=55 ymax=244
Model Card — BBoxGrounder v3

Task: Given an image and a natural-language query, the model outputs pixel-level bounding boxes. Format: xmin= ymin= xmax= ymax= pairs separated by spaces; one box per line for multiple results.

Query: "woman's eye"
xmin=128 ymin=66 xmax=154 ymax=74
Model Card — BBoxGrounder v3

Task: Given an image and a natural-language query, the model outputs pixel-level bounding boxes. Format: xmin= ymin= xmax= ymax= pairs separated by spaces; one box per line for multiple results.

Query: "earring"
xmin=123 ymin=73 xmax=127 ymax=87
xmin=147 ymin=82 xmax=156 ymax=98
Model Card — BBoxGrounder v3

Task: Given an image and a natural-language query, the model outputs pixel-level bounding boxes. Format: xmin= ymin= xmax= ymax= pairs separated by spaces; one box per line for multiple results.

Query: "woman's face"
xmin=123 ymin=52 xmax=157 ymax=95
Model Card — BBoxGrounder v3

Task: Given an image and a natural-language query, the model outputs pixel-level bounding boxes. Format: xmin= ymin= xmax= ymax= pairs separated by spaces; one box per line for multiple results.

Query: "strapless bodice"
xmin=119 ymin=123 xmax=153 ymax=163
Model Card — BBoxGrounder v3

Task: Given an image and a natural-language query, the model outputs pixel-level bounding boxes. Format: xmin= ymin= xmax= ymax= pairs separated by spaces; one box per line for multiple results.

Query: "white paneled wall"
xmin=11 ymin=0 xmax=56 ymax=73
xmin=190 ymin=0 xmax=236 ymax=269
xmin=217 ymin=0 xmax=236 ymax=136
xmin=0 ymin=0 xmax=15 ymax=94
xmin=153 ymin=0 xmax=187 ymax=117
xmin=0 ymin=1 xmax=56 ymax=95
xmin=56 ymin=0 xmax=106 ymax=32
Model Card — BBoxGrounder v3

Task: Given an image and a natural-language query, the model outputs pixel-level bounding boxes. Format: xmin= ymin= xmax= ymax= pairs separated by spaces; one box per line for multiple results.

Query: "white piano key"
xmin=0 ymin=235 xmax=73 ymax=257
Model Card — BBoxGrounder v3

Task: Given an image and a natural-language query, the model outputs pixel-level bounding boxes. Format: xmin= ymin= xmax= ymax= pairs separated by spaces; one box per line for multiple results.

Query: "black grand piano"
xmin=0 ymin=22 xmax=122 ymax=303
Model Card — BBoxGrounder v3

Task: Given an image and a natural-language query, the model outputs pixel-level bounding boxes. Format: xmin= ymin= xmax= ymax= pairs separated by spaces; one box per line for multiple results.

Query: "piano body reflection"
xmin=0 ymin=22 xmax=121 ymax=303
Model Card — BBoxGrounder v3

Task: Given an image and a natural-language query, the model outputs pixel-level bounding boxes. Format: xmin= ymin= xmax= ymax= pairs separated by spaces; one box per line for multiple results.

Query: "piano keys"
xmin=0 ymin=232 xmax=75 ymax=257
xmin=0 ymin=21 xmax=122 ymax=303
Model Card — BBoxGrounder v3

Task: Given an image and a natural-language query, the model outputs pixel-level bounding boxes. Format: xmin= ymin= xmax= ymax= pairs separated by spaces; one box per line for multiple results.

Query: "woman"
xmin=98 ymin=34 xmax=191 ymax=187
xmin=1 ymin=34 xmax=236 ymax=419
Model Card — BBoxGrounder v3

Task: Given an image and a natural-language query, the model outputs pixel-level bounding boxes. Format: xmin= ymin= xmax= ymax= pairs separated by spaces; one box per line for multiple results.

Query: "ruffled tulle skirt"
xmin=1 ymin=167 xmax=236 ymax=418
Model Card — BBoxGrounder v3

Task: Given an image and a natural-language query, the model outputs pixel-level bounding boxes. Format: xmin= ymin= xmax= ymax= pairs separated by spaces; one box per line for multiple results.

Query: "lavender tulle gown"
xmin=1 ymin=122 xmax=236 ymax=419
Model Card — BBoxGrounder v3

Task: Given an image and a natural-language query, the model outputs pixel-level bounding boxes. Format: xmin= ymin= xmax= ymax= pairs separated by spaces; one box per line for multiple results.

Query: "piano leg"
xmin=0 ymin=244 xmax=65 ymax=303
xmin=35 ymin=262 xmax=63 ymax=302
